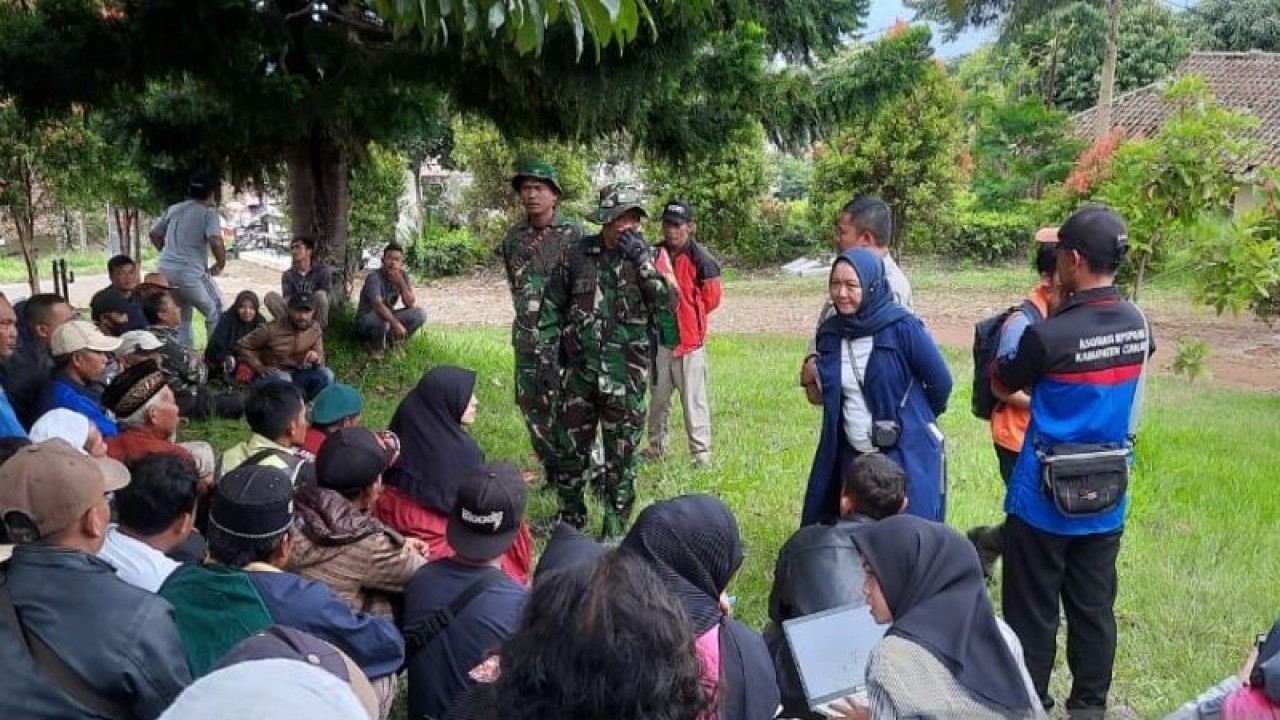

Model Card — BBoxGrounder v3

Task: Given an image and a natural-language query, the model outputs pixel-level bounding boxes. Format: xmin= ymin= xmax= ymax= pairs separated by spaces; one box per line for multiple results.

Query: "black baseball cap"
xmin=287 ymin=293 xmax=316 ymax=310
xmin=316 ymin=428 xmax=394 ymax=494
xmin=209 ymin=465 xmax=295 ymax=540
xmin=1056 ymin=205 xmax=1129 ymax=272
xmin=90 ymin=290 xmax=132 ymax=322
xmin=447 ymin=463 xmax=527 ymax=561
xmin=661 ymin=199 xmax=693 ymax=226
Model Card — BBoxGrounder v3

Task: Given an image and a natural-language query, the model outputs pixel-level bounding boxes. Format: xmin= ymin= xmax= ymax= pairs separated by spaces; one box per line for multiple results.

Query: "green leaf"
xmin=488 ymin=2 xmax=506 ymax=33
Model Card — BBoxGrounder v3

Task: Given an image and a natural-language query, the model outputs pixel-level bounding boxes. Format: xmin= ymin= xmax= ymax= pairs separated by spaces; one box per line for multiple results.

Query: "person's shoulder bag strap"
xmin=1127 ymin=306 xmax=1153 ymax=442
xmin=0 ymin=572 xmax=134 ymax=720
xmin=402 ymin=567 xmax=507 ymax=657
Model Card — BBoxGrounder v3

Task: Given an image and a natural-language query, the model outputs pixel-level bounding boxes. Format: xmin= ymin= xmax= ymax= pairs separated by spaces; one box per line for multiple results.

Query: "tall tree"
xmin=0 ymin=0 xmax=868 ymax=302
xmin=907 ymin=0 xmax=1141 ymax=136
xmin=1185 ymin=0 xmax=1280 ymax=52
xmin=802 ymin=27 xmax=966 ymax=255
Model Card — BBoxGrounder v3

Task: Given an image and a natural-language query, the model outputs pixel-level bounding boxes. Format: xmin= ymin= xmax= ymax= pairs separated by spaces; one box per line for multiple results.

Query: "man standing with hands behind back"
xmin=499 ymin=160 xmax=583 ymax=486
xmin=150 ymin=173 xmax=227 ymax=349
xmin=641 ymin=199 xmax=722 ymax=468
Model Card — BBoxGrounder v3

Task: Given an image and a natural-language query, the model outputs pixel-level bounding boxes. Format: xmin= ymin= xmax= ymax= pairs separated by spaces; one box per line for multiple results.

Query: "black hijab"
xmin=206 ymin=290 xmax=263 ymax=363
xmin=533 ymin=522 xmax=606 ymax=583
xmin=621 ymin=494 xmax=743 ymax=635
xmin=622 ymin=495 xmax=779 ymax=720
xmin=385 ymin=365 xmax=483 ymax=514
xmin=853 ymin=515 xmax=1036 ymax=713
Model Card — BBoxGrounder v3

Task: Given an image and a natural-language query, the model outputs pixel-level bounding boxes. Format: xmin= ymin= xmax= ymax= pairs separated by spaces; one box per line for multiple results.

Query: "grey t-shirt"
xmin=153 ymin=200 xmax=220 ymax=271
xmin=357 ymin=268 xmax=411 ymax=317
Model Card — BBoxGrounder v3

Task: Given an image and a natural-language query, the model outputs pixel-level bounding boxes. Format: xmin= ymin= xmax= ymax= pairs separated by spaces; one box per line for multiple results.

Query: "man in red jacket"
xmin=641 ymin=199 xmax=722 ymax=468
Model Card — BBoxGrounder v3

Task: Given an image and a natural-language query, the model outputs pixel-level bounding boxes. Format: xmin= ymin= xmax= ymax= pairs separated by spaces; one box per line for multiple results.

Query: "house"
xmin=1073 ymin=51 xmax=1280 ymax=215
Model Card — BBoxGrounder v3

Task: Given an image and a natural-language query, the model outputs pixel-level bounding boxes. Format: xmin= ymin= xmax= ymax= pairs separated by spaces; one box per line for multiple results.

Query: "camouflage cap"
xmin=511 ymin=159 xmax=563 ymax=195
xmin=587 ymin=181 xmax=648 ymax=225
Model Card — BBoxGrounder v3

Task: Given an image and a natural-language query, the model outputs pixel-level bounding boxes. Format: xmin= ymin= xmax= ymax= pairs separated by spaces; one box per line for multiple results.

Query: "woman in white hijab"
xmin=28 ymin=408 xmax=107 ymax=457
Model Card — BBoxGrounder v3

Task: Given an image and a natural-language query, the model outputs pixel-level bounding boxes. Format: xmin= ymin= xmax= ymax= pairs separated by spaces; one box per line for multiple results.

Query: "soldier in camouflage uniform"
xmin=499 ymin=160 xmax=585 ymax=485
xmin=541 ymin=182 xmax=671 ymax=538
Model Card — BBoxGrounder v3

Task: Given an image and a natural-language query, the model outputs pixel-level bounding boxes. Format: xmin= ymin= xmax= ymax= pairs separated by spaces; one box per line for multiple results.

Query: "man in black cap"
xmin=91 ymin=288 xmax=135 ymax=338
xmin=992 ymin=204 xmax=1153 ymax=720
xmin=642 ymin=199 xmax=722 ymax=468
xmin=291 ymin=427 xmax=427 ymax=620
xmin=402 ymin=462 xmax=529 ymax=720
xmin=238 ymin=292 xmax=332 ymax=400
xmin=159 ymin=464 xmax=403 ymax=713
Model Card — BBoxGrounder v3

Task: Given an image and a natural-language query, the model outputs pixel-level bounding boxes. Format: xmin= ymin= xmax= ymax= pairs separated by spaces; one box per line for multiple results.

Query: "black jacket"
xmin=0 ymin=545 xmax=191 ymax=719
xmin=766 ymin=522 xmax=869 ymax=719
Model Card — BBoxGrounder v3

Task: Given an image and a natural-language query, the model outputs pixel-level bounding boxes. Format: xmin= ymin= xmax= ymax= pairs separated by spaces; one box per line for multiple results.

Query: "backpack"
xmin=971 ymin=300 xmax=1042 ymax=420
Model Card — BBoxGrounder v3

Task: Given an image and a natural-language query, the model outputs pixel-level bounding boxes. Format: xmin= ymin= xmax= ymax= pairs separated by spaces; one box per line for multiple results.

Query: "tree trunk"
xmin=1044 ymin=31 xmax=1060 ymax=108
xmin=288 ymin=133 xmax=353 ymax=307
xmin=12 ymin=211 xmax=39 ymax=295
xmin=1095 ymin=0 xmax=1121 ymax=140
xmin=114 ymin=206 xmax=141 ymax=262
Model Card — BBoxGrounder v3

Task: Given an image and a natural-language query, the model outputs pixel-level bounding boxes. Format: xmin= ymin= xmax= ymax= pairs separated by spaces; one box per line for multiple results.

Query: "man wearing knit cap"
xmin=102 ymin=360 xmax=215 ymax=484
xmin=0 ymin=439 xmax=191 ymax=719
xmin=291 ymin=427 xmax=427 ymax=620
xmin=160 ymin=464 xmax=403 ymax=714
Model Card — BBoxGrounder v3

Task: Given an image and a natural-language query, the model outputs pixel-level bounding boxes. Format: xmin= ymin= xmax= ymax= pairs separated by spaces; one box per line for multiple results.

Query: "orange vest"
xmin=989 ymin=284 xmax=1052 ymax=452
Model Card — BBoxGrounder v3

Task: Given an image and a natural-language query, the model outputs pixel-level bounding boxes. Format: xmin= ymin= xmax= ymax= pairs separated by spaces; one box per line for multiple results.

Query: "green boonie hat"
xmin=587 ymin=181 xmax=648 ymax=225
xmin=511 ymin=160 xmax=563 ymax=195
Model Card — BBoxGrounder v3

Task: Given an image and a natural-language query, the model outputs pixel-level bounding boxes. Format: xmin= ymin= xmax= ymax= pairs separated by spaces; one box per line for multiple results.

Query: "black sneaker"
xmin=966 ymin=525 xmax=1003 ymax=582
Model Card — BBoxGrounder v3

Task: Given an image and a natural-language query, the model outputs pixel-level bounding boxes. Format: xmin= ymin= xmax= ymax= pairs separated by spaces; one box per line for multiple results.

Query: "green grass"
xmin=0 ymin=248 xmax=159 ymax=285
xmin=187 ymin=318 xmax=1279 ymax=718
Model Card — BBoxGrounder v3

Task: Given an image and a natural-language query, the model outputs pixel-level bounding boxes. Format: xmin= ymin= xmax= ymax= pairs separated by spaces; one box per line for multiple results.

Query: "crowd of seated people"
xmin=0 ymin=252 xmax=1275 ymax=720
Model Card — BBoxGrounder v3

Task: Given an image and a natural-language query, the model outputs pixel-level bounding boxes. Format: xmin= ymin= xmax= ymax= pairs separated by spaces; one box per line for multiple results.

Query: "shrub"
xmin=949 ymin=209 xmax=1031 ymax=263
xmin=404 ymin=220 xmax=488 ymax=278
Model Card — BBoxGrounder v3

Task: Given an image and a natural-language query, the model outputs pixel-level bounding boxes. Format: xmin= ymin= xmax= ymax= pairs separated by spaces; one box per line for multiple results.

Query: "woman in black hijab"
xmin=839 ymin=515 xmax=1043 ymax=720
xmin=373 ymin=365 xmax=532 ymax=583
xmin=621 ymin=494 xmax=779 ymax=720
xmin=205 ymin=290 xmax=264 ymax=382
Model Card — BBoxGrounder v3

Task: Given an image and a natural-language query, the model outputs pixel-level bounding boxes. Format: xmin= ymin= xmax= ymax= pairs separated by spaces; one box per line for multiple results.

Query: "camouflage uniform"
xmin=500 ymin=207 xmax=583 ymax=479
xmin=541 ymin=183 xmax=671 ymax=537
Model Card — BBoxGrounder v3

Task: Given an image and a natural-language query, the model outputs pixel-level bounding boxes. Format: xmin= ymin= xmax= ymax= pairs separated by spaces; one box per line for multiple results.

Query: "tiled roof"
xmin=1072 ymin=52 xmax=1280 ymax=169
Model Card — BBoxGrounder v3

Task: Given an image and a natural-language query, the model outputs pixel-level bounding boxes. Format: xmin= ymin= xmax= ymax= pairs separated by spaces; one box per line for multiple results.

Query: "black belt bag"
xmin=1038 ymin=443 xmax=1130 ymax=517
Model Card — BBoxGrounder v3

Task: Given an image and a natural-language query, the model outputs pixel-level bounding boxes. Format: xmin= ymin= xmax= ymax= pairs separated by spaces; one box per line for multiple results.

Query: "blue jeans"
xmin=159 ymin=264 xmax=224 ymax=348
xmin=257 ymin=367 xmax=335 ymax=401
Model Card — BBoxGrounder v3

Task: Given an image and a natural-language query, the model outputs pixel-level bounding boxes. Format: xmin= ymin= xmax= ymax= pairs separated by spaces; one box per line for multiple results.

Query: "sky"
xmin=864 ymin=0 xmax=997 ymax=60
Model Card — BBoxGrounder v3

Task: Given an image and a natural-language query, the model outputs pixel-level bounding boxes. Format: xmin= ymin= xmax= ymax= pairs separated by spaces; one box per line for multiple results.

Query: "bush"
xmin=404 ymin=220 xmax=488 ymax=278
xmin=947 ymin=209 xmax=1031 ymax=263
xmin=752 ymin=197 xmax=823 ymax=263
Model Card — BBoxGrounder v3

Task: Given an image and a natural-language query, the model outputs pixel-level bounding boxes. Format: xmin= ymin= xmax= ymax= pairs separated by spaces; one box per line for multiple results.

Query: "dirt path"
xmin=419 ymin=269 xmax=1280 ymax=393
xmin=25 ymin=258 xmax=1277 ymax=392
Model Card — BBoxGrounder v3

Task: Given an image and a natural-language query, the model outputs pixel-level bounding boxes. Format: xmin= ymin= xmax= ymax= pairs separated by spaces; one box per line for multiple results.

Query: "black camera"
xmin=871 ymin=420 xmax=901 ymax=449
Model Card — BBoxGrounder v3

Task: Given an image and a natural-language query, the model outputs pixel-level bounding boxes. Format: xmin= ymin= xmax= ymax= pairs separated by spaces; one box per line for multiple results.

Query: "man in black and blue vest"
xmin=993 ymin=205 xmax=1153 ymax=720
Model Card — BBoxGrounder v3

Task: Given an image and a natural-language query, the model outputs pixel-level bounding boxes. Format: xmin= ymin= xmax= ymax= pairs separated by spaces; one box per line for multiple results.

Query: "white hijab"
xmin=29 ymin=409 xmax=91 ymax=453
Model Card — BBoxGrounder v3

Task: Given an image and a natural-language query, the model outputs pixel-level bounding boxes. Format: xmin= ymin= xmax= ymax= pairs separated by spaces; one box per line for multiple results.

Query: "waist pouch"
xmin=1038 ymin=443 xmax=1130 ymax=517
